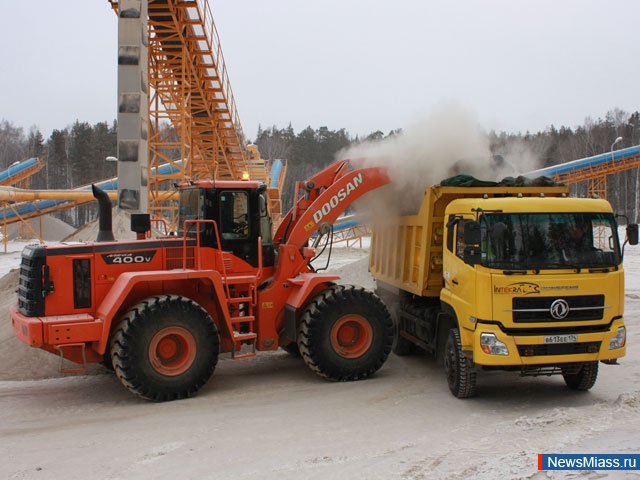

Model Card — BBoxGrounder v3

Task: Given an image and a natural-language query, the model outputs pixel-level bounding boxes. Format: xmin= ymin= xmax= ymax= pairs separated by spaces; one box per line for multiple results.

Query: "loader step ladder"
xmin=224 ymin=274 xmax=258 ymax=359
xmin=54 ymin=343 xmax=88 ymax=374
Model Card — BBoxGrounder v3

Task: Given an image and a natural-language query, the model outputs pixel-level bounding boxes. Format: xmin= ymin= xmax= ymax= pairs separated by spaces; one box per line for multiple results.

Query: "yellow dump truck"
xmin=370 ymin=181 xmax=638 ymax=397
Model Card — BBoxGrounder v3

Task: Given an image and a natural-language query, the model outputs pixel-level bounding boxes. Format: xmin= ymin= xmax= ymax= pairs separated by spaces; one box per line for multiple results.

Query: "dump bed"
xmin=369 ymin=184 xmax=570 ymax=297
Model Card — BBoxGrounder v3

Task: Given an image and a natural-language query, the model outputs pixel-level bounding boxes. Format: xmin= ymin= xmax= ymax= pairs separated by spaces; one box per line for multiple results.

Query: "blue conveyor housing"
xmin=0 ymin=163 xmax=179 ymax=223
xmin=269 ymin=159 xmax=283 ymax=188
xmin=524 ymin=145 xmax=640 ymax=178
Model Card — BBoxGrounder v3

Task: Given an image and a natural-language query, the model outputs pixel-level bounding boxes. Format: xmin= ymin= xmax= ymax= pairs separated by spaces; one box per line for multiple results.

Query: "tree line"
xmin=0 ymin=108 xmax=638 ymax=227
xmin=255 ymin=109 xmax=640 ymax=221
xmin=0 ymin=120 xmax=117 ymax=226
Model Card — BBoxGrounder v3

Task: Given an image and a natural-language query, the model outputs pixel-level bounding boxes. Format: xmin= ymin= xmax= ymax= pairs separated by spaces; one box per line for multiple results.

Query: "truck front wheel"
xmin=444 ymin=329 xmax=477 ymax=398
xmin=110 ymin=295 xmax=219 ymax=401
xmin=562 ymin=361 xmax=598 ymax=391
xmin=298 ymin=285 xmax=393 ymax=381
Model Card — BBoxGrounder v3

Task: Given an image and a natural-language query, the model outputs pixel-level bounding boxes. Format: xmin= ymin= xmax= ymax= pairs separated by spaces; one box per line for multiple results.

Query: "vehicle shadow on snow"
xmin=1 ymin=352 xmax=609 ymax=409
xmin=397 ymin=351 xmax=609 ymax=410
xmin=455 ymin=369 xmax=608 ymax=410
xmin=197 ymin=350 xmax=334 ymax=398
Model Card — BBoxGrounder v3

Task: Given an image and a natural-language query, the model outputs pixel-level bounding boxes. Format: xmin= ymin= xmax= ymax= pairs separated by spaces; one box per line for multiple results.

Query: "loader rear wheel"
xmin=110 ymin=295 xmax=219 ymax=401
xmin=562 ymin=361 xmax=598 ymax=391
xmin=444 ymin=328 xmax=477 ymax=398
xmin=298 ymin=285 xmax=393 ymax=381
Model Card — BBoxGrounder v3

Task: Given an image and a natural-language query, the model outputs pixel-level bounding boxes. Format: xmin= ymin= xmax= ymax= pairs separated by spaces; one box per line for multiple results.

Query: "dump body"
xmin=370 ymin=183 xmax=628 ymax=397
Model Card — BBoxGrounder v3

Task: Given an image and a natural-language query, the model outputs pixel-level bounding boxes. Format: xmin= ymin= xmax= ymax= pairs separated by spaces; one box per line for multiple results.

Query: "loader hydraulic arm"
xmin=273 ymin=159 xmax=390 ymax=249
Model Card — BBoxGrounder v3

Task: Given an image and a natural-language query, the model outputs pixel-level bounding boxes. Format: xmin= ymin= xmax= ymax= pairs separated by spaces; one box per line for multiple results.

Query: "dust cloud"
xmin=340 ymin=102 xmax=543 ymax=217
xmin=492 ymin=137 xmax=543 ymax=177
xmin=340 ymin=103 xmax=490 ymax=215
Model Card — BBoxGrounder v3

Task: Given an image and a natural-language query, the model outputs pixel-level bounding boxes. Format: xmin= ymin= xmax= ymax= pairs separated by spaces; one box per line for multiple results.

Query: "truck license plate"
xmin=544 ymin=334 xmax=578 ymax=344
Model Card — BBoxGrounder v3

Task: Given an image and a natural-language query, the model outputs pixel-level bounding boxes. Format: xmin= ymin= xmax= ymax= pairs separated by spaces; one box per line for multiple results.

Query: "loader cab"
xmin=177 ymin=181 xmax=275 ymax=268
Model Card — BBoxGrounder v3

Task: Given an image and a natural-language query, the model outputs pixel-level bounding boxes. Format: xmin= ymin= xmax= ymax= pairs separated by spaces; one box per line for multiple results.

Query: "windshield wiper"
xmin=588 ymin=266 xmax=614 ymax=273
xmin=502 ymin=269 xmax=531 ymax=275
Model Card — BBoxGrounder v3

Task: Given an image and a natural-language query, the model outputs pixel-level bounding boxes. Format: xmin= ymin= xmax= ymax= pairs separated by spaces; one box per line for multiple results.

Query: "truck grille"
xmin=517 ymin=341 xmax=601 ymax=356
xmin=17 ymin=245 xmax=47 ymax=316
xmin=512 ymin=295 xmax=605 ymax=323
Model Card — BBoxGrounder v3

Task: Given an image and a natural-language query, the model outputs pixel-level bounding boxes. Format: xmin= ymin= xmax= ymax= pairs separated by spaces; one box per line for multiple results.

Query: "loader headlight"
xmin=480 ymin=333 xmax=508 ymax=356
xmin=609 ymin=327 xmax=626 ymax=350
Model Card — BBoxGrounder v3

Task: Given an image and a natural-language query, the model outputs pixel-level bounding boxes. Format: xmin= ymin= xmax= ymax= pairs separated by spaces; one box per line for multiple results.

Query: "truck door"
xmin=442 ymin=217 xmax=479 ymax=339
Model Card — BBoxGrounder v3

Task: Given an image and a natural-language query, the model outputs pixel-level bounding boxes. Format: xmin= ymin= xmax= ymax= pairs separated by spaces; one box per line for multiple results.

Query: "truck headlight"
xmin=480 ymin=333 xmax=508 ymax=355
xmin=609 ymin=327 xmax=626 ymax=350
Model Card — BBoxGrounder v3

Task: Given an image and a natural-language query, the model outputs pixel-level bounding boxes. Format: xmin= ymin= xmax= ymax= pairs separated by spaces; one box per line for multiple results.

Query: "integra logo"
xmin=494 ymin=282 xmax=540 ymax=295
xmin=102 ymin=250 xmax=157 ymax=265
xmin=312 ymin=173 xmax=363 ymax=224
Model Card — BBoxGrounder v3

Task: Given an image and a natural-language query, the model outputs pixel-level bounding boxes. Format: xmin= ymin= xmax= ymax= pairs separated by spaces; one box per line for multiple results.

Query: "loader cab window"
xmin=178 ymin=188 xmax=205 ymax=237
xmin=179 ymin=188 xmax=204 ymax=222
xmin=258 ymin=191 xmax=273 ymax=245
xmin=220 ymin=191 xmax=249 ymax=240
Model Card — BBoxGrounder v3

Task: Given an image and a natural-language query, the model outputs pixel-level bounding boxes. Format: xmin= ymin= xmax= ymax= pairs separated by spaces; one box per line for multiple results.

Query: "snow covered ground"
xmin=1 ymin=237 xmax=640 ymax=479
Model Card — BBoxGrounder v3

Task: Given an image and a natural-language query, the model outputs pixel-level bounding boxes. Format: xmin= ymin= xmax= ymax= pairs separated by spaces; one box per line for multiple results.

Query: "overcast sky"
xmin=1 ymin=0 xmax=638 ymax=142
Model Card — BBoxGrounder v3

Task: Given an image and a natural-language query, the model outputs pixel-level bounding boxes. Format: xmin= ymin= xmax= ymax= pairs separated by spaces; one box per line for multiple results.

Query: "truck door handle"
xmin=451 ymin=279 xmax=459 ymax=285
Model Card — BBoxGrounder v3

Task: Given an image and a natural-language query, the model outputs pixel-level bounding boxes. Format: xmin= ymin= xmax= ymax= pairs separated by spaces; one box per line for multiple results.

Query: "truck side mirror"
xmin=628 ymin=224 xmax=639 ymax=246
xmin=463 ymin=220 xmax=481 ymax=245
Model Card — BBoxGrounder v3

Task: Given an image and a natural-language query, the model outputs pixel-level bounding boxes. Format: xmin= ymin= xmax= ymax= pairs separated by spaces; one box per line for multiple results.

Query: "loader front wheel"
xmin=110 ymin=295 xmax=219 ymax=401
xmin=298 ymin=285 xmax=393 ymax=381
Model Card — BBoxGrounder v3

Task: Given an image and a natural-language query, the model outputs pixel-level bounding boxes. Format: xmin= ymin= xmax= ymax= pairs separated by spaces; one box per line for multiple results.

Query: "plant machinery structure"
xmin=369 ymin=179 xmax=638 ymax=398
xmin=107 ymin=0 xmax=281 ymax=230
xmin=11 ymin=159 xmax=393 ymax=401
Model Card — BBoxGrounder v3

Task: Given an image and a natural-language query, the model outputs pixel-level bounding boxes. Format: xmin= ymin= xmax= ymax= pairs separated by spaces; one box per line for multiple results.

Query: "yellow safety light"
xmin=242 ymin=171 xmax=250 ymax=180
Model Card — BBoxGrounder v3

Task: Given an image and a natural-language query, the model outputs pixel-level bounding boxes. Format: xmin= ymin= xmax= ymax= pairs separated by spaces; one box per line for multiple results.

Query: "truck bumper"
xmin=470 ymin=318 xmax=626 ymax=367
xmin=11 ymin=305 xmax=103 ymax=349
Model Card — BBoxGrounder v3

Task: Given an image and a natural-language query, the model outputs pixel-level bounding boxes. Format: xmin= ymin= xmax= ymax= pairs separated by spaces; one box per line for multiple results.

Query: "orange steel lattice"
xmin=110 ymin=0 xmax=272 ymax=227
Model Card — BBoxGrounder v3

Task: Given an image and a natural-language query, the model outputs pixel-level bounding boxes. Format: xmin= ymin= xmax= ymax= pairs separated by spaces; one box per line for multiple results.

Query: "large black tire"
xmin=297 ymin=285 xmax=393 ymax=381
xmin=444 ymin=328 xmax=477 ymax=398
xmin=110 ymin=295 xmax=219 ymax=401
xmin=562 ymin=361 xmax=599 ymax=391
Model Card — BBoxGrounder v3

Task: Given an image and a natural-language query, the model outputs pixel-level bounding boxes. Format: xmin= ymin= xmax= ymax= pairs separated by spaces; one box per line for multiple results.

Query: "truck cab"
xmin=442 ymin=197 xmax=627 ymax=372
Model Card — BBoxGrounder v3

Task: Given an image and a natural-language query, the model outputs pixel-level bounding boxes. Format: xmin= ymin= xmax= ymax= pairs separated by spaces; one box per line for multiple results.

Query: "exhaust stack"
xmin=92 ymin=184 xmax=115 ymax=242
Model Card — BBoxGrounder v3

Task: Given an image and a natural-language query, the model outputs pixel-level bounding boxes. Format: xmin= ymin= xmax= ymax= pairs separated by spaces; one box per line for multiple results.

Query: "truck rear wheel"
xmin=444 ymin=328 xmax=477 ymax=398
xmin=298 ymin=285 xmax=393 ymax=381
xmin=110 ymin=295 xmax=219 ymax=401
xmin=562 ymin=361 xmax=598 ymax=391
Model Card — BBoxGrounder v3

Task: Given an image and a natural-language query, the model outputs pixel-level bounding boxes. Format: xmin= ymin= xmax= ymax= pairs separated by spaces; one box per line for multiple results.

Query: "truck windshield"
xmin=480 ymin=212 xmax=621 ymax=270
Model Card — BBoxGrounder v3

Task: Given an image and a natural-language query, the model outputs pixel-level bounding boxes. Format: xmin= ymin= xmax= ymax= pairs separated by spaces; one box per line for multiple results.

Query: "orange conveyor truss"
xmin=110 ymin=0 xmax=272 ymax=225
